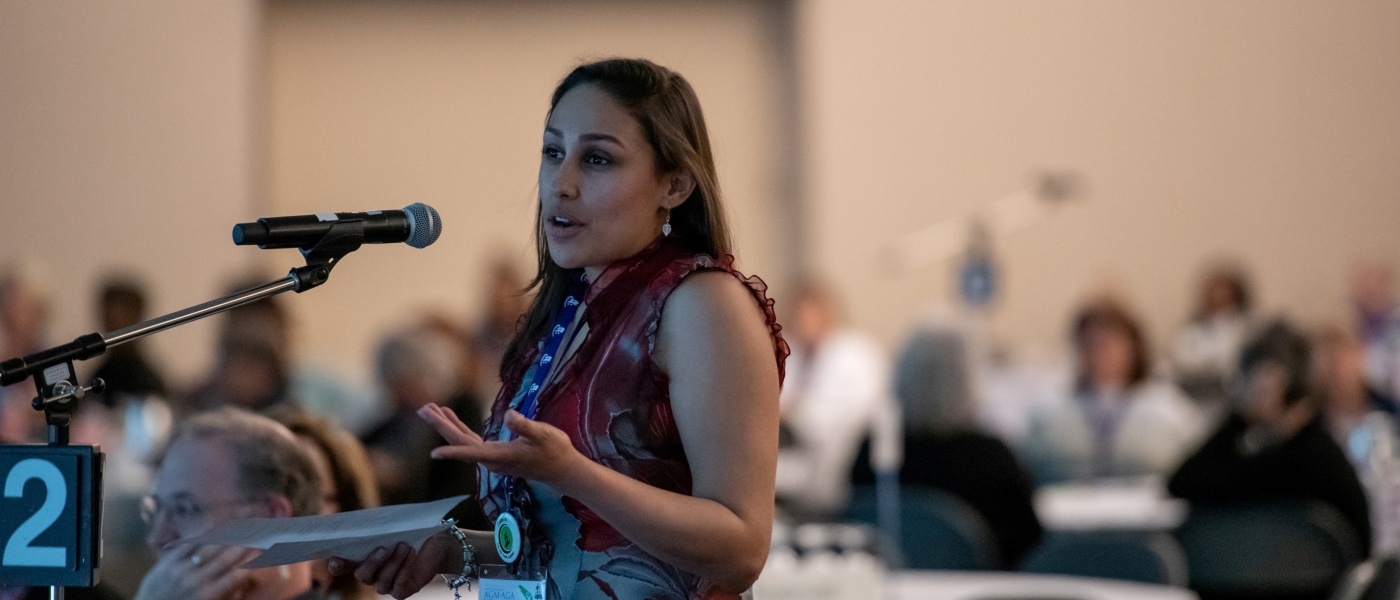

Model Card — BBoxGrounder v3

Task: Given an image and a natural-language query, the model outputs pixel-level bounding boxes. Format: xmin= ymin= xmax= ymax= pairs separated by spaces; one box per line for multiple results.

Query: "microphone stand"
xmin=0 ymin=218 xmax=368 ymax=599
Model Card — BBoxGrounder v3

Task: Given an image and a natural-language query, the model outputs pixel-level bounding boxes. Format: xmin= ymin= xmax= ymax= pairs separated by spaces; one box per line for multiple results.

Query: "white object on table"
xmin=1035 ymin=478 xmax=1188 ymax=531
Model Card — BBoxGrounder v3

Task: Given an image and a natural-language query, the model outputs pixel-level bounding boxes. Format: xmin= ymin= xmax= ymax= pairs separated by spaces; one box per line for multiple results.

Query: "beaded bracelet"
xmin=439 ymin=518 xmax=476 ymax=599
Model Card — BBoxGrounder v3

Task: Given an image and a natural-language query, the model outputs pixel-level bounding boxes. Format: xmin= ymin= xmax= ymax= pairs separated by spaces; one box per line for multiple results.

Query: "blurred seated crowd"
xmin=2 ymin=255 xmax=1399 ymax=599
xmin=775 ymin=260 xmax=1400 ymax=599
xmin=0 ymin=261 xmax=525 ymax=599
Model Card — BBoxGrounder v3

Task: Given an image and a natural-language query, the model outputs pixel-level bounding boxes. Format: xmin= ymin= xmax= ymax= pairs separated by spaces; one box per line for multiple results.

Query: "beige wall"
xmin=4 ymin=0 xmax=1400 ymax=391
xmin=0 ymin=0 xmax=259 ymax=384
xmin=799 ymin=0 xmax=1400 ymax=359
xmin=264 ymin=0 xmax=792 ymax=378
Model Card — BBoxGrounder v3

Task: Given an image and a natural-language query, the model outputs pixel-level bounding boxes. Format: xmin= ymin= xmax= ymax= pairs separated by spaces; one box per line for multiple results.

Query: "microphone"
xmin=232 ymin=203 xmax=443 ymax=250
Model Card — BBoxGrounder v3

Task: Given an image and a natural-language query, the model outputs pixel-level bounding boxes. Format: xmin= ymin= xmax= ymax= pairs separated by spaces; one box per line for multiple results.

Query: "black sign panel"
xmin=0 ymin=445 xmax=103 ymax=587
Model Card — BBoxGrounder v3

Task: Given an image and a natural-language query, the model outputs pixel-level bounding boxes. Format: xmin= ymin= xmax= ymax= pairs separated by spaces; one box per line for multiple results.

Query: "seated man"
xmin=851 ymin=325 xmax=1043 ymax=568
xmin=135 ymin=408 xmax=323 ymax=600
xmin=1168 ymin=320 xmax=1372 ymax=553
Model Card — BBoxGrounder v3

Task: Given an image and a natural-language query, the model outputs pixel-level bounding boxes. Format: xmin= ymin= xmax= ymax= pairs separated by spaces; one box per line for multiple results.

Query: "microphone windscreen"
xmin=403 ymin=203 xmax=442 ymax=249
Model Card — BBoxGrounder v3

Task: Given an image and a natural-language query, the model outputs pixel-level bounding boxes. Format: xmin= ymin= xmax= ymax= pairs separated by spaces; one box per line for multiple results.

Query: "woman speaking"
xmin=330 ymin=58 xmax=788 ymax=600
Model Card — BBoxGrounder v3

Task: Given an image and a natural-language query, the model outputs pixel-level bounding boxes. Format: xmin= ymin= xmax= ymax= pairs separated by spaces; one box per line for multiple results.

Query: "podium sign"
xmin=0 ymin=445 xmax=103 ymax=587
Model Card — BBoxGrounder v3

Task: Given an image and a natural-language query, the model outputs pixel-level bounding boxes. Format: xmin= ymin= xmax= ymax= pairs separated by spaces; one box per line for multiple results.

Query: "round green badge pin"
xmin=495 ymin=512 xmax=521 ymax=564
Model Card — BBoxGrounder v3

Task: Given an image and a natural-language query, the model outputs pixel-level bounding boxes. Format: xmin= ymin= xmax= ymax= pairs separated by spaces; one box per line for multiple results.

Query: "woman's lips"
xmin=546 ymin=217 xmax=584 ymax=240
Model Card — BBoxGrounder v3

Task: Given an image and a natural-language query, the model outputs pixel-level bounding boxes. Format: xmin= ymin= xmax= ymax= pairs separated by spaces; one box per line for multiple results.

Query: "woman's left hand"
xmin=327 ymin=534 xmax=454 ymax=600
xmin=417 ymin=404 xmax=585 ymax=487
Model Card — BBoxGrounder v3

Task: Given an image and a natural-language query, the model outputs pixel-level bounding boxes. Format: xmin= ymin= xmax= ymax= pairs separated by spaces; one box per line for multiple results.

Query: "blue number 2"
xmin=3 ymin=459 xmax=67 ymax=567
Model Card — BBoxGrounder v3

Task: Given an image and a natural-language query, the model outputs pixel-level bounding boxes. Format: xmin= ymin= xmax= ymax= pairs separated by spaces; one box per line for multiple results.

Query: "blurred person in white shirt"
xmin=1313 ymin=322 xmax=1400 ymax=554
xmin=1315 ymin=323 xmax=1399 ymax=447
xmin=1172 ymin=263 xmax=1255 ymax=404
xmin=1023 ymin=299 xmax=1206 ymax=484
xmin=775 ymin=280 xmax=893 ymax=518
xmin=0 ymin=261 xmax=51 ymax=444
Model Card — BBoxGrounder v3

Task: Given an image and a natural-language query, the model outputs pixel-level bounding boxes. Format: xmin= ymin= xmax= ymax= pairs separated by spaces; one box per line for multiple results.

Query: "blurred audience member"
xmin=0 ymin=261 xmax=51 ymax=443
xmin=362 ymin=326 xmax=484 ymax=527
xmin=1169 ymin=321 xmax=1372 ymax=553
xmin=1353 ymin=261 xmax=1400 ymax=401
xmin=188 ymin=277 xmax=376 ymax=432
xmin=269 ymin=407 xmax=380 ymax=515
xmin=420 ymin=312 xmax=489 ymax=430
xmin=852 ymin=325 xmax=1043 ymax=568
xmin=1313 ymin=323 xmax=1400 ymax=554
xmin=135 ymin=408 xmax=322 ymax=600
xmin=0 ymin=262 xmax=50 ymax=357
xmin=472 ymin=259 xmax=528 ymax=401
xmin=1022 ymin=300 xmax=1205 ymax=483
xmin=92 ymin=276 xmax=167 ymax=403
xmin=1315 ymin=324 xmax=1398 ymax=446
xmin=270 ymin=407 xmax=380 ymax=600
xmin=1173 ymin=263 xmax=1254 ymax=404
xmin=187 ymin=337 xmax=290 ymax=414
xmin=775 ymin=280 xmax=892 ymax=518
xmin=183 ymin=286 xmax=293 ymax=415
xmin=219 ymin=281 xmax=294 ymax=355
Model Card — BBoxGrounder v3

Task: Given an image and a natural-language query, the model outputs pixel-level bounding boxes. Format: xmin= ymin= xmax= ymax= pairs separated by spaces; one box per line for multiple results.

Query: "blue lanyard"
xmin=502 ymin=272 xmax=588 ymax=528
xmin=509 ymin=272 xmax=589 ymax=435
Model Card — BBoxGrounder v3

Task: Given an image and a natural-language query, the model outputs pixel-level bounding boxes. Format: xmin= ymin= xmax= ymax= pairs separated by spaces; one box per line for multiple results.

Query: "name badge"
xmin=479 ymin=564 xmax=547 ymax=600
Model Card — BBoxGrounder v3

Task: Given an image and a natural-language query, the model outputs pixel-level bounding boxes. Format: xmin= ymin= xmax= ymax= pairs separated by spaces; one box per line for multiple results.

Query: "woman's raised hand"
xmin=416 ymin=403 xmax=485 ymax=448
xmin=417 ymin=404 xmax=584 ymax=487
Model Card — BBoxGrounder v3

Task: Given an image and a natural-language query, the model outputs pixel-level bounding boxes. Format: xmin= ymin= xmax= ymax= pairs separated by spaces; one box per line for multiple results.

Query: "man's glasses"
xmin=140 ymin=495 xmax=260 ymax=528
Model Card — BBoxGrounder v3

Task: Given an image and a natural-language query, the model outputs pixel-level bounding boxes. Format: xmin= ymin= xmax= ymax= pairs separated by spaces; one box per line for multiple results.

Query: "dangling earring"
xmin=662 ymin=209 xmax=672 ymax=237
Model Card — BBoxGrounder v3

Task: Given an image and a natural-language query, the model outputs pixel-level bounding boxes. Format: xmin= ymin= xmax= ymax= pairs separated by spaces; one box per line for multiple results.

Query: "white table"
xmin=887 ymin=571 xmax=1198 ymax=600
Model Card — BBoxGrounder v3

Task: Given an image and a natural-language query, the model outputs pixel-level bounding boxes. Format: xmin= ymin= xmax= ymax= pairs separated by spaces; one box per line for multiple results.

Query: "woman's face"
xmin=1080 ymin=324 xmax=1135 ymax=390
xmin=1315 ymin=338 xmax=1368 ymax=413
xmin=539 ymin=84 xmax=691 ymax=278
xmin=1202 ymin=276 xmax=1240 ymax=316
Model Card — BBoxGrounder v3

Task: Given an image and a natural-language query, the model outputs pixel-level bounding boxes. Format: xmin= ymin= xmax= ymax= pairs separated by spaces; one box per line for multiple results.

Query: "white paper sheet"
xmin=176 ymin=495 xmax=470 ymax=568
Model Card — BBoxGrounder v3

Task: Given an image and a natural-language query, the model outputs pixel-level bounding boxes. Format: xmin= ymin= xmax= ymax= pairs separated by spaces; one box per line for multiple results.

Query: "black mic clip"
xmin=288 ymin=218 xmax=365 ymax=292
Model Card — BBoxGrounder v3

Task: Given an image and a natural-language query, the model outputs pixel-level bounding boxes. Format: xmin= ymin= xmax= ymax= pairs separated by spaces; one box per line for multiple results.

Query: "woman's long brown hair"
xmin=501 ymin=58 xmax=733 ymax=374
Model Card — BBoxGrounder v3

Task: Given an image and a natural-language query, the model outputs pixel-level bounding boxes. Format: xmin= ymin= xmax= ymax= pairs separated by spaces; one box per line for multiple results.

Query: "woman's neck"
xmin=582 ymin=234 xmax=668 ymax=284
xmin=1090 ymin=379 xmax=1127 ymax=398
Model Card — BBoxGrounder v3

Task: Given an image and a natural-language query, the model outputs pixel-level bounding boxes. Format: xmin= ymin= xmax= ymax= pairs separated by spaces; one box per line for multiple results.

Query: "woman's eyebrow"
xmin=544 ymin=127 xmax=624 ymax=147
xmin=578 ymin=132 xmax=624 ymax=147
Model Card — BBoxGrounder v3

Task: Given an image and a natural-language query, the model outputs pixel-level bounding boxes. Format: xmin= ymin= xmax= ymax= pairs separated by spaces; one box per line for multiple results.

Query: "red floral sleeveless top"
xmin=478 ymin=237 xmax=788 ymax=600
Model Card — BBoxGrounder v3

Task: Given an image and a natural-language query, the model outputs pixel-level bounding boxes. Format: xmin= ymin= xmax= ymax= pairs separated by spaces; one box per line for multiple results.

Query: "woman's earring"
xmin=662 ymin=210 xmax=672 ymax=237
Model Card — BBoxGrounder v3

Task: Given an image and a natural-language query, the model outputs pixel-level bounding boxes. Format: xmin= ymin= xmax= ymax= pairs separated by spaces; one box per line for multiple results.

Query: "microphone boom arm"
xmin=0 ymin=219 xmax=367 ymax=444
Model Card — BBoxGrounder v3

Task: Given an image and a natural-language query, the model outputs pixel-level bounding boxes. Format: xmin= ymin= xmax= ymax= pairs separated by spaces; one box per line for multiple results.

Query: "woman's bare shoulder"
xmin=654 ymin=269 xmax=771 ymax=366
xmin=662 ymin=270 xmax=761 ymax=328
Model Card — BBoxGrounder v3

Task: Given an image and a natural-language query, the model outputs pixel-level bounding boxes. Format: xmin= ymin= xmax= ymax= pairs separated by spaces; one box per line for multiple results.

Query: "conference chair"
xmin=1332 ymin=557 xmax=1400 ymax=600
xmin=1018 ymin=530 xmax=1189 ymax=586
xmin=846 ymin=484 xmax=1001 ymax=570
xmin=1176 ymin=499 xmax=1365 ymax=600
